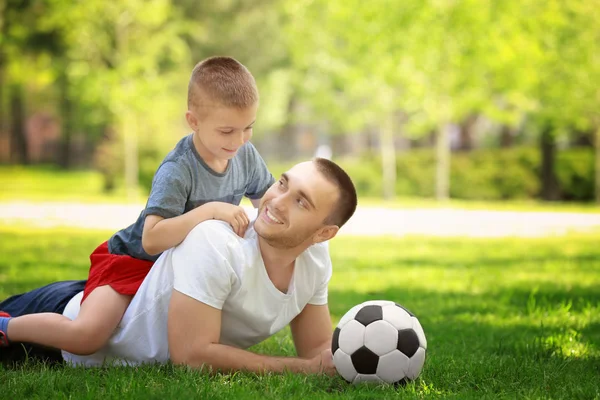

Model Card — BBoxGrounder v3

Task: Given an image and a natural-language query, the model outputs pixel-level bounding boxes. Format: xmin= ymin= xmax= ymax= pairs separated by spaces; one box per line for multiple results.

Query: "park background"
xmin=1 ymin=0 xmax=599 ymax=398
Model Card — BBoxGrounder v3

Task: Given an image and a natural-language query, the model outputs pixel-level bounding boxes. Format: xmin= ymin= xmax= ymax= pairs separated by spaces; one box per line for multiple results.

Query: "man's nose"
xmin=270 ymin=193 xmax=289 ymax=212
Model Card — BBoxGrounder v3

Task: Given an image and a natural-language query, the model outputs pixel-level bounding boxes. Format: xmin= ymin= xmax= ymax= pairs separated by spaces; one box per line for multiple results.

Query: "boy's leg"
xmin=4 ymin=285 xmax=132 ymax=356
xmin=0 ymin=280 xmax=86 ymax=363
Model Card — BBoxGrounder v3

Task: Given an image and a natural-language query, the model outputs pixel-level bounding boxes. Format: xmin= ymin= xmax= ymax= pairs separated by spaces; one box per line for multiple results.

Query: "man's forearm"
xmin=176 ymin=342 xmax=316 ymax=375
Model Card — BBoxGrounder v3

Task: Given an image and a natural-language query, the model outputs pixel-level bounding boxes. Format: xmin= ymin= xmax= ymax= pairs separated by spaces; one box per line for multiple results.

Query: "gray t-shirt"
xmin=108 ymin=134 xmax=275 ymax=261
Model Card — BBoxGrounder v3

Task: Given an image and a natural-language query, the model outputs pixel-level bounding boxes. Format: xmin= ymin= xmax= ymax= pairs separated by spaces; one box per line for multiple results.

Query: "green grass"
xmin=1 ymin=226 xmax=599 ymax=399
xmin=0 ymin=165 xmax=145 ymax=203
xmin=2 ymin=164 xmax=599 ymax=214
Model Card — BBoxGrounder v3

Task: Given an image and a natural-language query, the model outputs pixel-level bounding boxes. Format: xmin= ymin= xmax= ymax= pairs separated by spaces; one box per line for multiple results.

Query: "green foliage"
xmin=556 ymin=149 xmax=595 ymax=201
xmin=1 ymin=226 xmax=599 ymax=398
xmin=329 ymin=147 xmax=593 ymax=201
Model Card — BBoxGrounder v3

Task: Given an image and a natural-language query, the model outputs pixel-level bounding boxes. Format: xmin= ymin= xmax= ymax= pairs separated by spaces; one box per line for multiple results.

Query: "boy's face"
xmin=186 ymin=100 xmax=257 ymax=163
xmin=254 ymin=161 xmax=340 ymax=249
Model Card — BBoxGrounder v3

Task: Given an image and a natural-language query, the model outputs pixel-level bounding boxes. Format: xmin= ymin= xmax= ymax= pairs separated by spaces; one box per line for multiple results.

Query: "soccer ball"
xmin=331 ymin=300 xmax=427 ymax=385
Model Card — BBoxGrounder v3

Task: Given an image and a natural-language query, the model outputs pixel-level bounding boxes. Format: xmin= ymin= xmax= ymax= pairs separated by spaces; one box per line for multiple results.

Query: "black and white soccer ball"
xmin=331 ymin=300 xmax=427 ymax=385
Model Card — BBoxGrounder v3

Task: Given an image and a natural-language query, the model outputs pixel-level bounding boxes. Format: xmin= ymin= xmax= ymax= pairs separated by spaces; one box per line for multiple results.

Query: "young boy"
xmin=0 ymin=56 xmax=275 ymax=355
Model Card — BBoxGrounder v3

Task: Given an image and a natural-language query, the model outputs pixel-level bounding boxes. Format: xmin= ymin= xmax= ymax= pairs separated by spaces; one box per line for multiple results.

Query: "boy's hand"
xmin=211 ymin=203 xmax=250 ymax=237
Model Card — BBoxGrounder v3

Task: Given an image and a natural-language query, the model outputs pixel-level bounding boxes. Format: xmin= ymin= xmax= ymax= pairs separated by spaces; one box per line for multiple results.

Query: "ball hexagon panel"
xmin=338 ymin=319 xmax=366 ymax=354
xmin=375 ymin=350 xmax=410 ymax=384
xmin=336 ymin=303 xmax=363 ymax=329
xmin=407 ymin=347 xmax=427 ymax=380
xmin=353 ymin=374 xmax=385 ymax=384
xmin=362 ymin=300 xmax=395 ymax=307
xmin=381 ymin=304 xmax=414 ymax=331
xmin=333 ymin=349 xmax=357 ymax=383
xmin=397 ymin=328 xmax=420 ymax=358
xmin=412 ymin=317 xmax=428 ymax=349
xmin=394 ymin=302 xmax=415 ymax=317
xmin=350 ymin=346 xmax=379 ymax=374
xmin=364 ymin=320 xmax=399 ymax=356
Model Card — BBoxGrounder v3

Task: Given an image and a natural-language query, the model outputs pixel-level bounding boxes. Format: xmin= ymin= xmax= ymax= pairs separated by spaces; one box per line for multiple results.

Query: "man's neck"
xmin=257 ymin=237 xmax=307 ymax=272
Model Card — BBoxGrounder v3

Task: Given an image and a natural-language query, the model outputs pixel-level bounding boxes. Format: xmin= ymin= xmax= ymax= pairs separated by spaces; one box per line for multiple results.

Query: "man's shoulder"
xmin=182 ymin=220 xmax=241 ymax=255
xmin=299 ymin=241 xmax=331 ymax=273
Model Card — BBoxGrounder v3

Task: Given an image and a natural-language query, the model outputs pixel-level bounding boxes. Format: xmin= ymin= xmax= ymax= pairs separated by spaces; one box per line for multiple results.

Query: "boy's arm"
xmin=250 ymin=198 xmax=261 ymax=208
xmin=142 ymin=203 xmax=249 ymax=255
xmin=167 ymin=290 xmax=335 ymax=375
xmin=142 ymin=204 xmax=214 ymax=256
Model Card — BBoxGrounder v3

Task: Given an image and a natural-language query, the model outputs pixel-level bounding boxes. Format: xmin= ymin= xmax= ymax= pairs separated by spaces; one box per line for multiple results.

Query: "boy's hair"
xmin=314 ymin=158 xmax=358 ymax=228
xmin=188 ymin=56 xmax=258 ymax=110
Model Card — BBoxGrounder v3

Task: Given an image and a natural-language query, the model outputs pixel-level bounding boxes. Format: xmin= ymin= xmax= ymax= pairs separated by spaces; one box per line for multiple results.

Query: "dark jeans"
xmin=0 ymin=280 xmax=86 ymax=364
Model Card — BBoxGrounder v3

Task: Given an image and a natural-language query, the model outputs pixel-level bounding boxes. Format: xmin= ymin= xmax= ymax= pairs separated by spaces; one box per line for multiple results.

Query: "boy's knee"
xmin=67 ymin=324 xmax=112 ymax=355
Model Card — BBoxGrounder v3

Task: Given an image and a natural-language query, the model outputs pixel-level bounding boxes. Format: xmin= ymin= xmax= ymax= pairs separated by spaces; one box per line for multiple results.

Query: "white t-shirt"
xmin=62 ymin=220 xmax=332 ymax=367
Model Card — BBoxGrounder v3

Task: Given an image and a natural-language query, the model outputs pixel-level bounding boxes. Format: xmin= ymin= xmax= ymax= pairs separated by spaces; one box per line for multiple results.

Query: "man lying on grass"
xmin=0 ymin=158 xmax=357 ymax=375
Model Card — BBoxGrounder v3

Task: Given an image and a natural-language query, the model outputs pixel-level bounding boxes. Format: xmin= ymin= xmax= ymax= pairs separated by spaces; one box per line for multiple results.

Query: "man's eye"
xmin=220 ymin=130 xmax=233 ymax=134
xmin=297 ymin=199 xmax=306 ymax=208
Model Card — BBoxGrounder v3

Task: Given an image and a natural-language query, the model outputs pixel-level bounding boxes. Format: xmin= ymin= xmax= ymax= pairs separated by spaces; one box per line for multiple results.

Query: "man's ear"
xmin=313 ymin=225 xmax=339 ymax=244
xmin=185 ymin=110 xmax=198 ymax=132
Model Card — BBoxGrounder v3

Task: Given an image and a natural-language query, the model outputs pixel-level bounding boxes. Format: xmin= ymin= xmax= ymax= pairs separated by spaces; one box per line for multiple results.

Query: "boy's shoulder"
xmin=161 ymin=134 xmax=194 ymax=165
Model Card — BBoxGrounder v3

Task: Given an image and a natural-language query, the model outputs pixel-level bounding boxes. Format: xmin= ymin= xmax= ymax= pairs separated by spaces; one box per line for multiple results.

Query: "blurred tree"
xmin=58 ymin=0 xmax=190 ymax=196
xmin=514 ymin=0 xmax=599 ymax=201
xmin=0 ymin=0 xmax=65 ymax=164
xmin=284 ymin=0 xmax=498 ymax=200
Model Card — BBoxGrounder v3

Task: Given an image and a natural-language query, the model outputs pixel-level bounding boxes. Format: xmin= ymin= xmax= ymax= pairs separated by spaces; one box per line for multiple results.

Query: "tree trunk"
xmin=0 ymin=55 xmax=6 ymax=163
xmin=499 ymin=125 xmax=514 ymax=148
xmin=278 ymin=95 xmax=299 ymax=161
xmin=436 ymin=123 xmax=451 ymax=201
xmin=58 ymin=64 xmax=73 ymax=168
xmin=123 ymin=112 xmax=139 ymax=200
xmin=458 ymin=114 xmax=477 ymax=151
xmin=595 ymin=125 xmax=600 ymax=203
xmin=117 ymin=17 xmax=138 ymax=200
xmin=380 ymin=114 xmax=396 ymax=200
xmin=9 ymin=84 xmax=28 ymax=164
xmin=0 ymin=0 xmax=8 ymax=163
xmin=540 ymin=126 xmax=560 ymax=201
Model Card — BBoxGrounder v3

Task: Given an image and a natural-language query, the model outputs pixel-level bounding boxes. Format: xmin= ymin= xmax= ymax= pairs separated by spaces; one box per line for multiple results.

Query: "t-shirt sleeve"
xmin=244 ymin=142 xmax=275 ymax=200
xmin=308 ymin=246 xmax=333 ymax=306
xmin=145 ymin=161 xmax=190 ymax=219
xmin=171 ymin=222 xmax=235 ymax=309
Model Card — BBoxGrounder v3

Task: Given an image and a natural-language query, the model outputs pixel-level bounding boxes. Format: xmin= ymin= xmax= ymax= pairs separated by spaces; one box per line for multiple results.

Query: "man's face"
xmin=254 ymin=161 xmax=340 ymax=249
xmin=187 ymin=101 xmax=257 ymax=163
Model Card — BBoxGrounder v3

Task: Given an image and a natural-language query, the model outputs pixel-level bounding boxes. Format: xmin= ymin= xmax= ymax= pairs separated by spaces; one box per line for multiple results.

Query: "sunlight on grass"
xmin=1 ymin=225 xmax=599 ymax=398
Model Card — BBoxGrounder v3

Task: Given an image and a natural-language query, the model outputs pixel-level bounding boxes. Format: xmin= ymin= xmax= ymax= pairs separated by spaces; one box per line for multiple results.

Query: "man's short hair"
xmin=187 ymin=56 xmax=258 ymax=110
xmin=314 ymin=158 xmax=357 ymax=228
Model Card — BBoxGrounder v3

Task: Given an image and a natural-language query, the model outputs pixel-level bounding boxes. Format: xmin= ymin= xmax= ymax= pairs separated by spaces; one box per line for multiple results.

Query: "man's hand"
xmin=309 ymin=348 xmax=336 ymax=376
xmin=210 ymin=202 xmax=249 ymax=237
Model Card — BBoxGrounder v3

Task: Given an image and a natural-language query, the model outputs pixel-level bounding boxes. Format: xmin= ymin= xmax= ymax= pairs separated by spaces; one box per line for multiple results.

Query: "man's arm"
xmin=290 ymin=303 xmax=334 ymax=359
xmin=167 ymin=290 xmax=333 ymax=375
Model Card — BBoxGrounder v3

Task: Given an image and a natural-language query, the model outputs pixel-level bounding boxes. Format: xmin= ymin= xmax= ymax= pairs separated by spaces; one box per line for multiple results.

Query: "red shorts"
xmin=82 ymin=242 xmax=154 ymax=304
